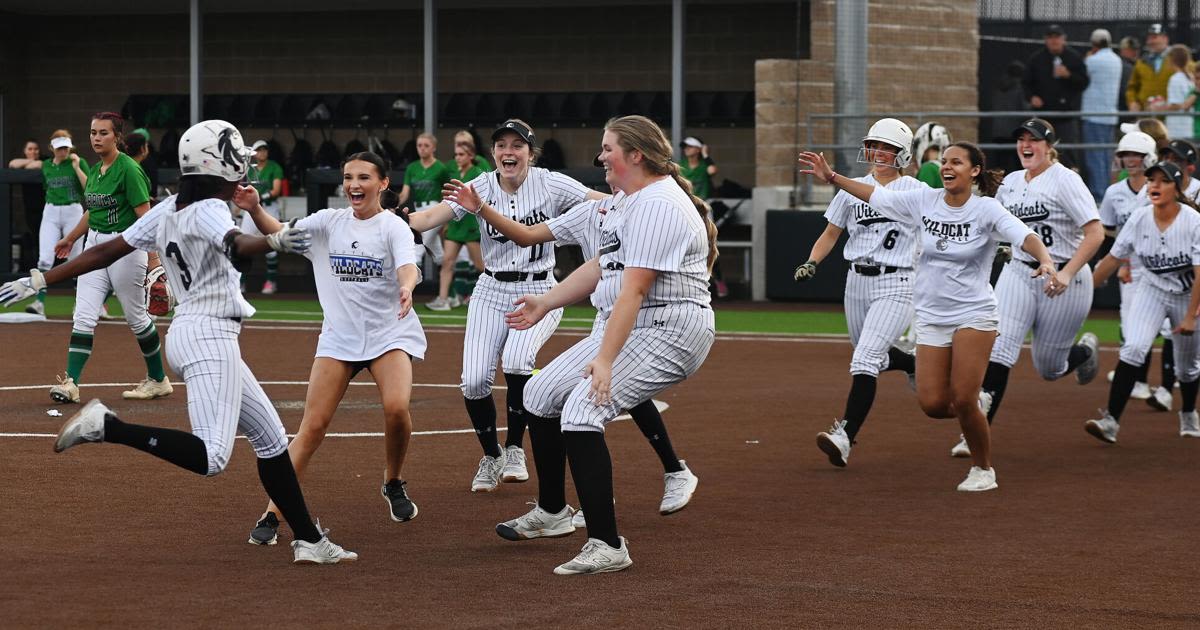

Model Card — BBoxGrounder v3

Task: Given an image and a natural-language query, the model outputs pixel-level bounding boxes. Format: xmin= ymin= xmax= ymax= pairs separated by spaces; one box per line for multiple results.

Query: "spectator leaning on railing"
xmin=1022 ymin=24 xmax=1089 ymax=167
xmin=1126 ymin=23 xmax=1173 ymax=112
xmin=1081 ymin=28 xmax=1123 ymax=200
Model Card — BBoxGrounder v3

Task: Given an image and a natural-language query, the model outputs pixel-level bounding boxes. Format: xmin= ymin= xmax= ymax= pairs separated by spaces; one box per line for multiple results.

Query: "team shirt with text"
xmin=42 ymin=157 xmax=89 ymax=206
xmin=85 ymin=153 xmax=151 ymax=233
xmin=1110 ymin=205 xmax=1200 ymax=295
xmin=824 ymin=173 xmax=925 ymax=267
xmin=995 ymin=162 xmax=1099 ymax=264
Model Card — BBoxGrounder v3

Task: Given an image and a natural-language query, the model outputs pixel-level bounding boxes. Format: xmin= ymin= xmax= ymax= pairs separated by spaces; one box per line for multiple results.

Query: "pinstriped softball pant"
xmin=524 ymin=304 xmax=715 ymax=432
xmin=844 ymin=269 xmax=914 ymax=376
xmin=460 ymin=274 xmax=564 ymax=400
xmin=990 ymin=261 xmax=1093 ymax=379
xmin=164 ymin=316 xmax=288 ymax=476
xmin=1119 ymin=284 xmax=1200 ymax=382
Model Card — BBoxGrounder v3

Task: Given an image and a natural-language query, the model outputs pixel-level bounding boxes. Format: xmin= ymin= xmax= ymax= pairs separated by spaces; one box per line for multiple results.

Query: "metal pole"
xmin=189 ymin=0 xmax=201 ymax=125
xmin=671 ymin=0 xmax=685 ymax=148
xmin=833 ymin=0 xmax=867 ymax=172
xmin=424 ymin=0 xmax=437 ymax=132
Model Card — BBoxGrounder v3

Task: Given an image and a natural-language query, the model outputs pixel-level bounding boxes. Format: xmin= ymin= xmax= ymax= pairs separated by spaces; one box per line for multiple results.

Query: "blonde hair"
xmin=417 ymin=132 xmax=437 ymax=145
xmin=603 ymin=115 xmax=719 ymax=272
xmin=1136 ymin=118 xmax=1170 ymax=148
xmin=49 ymin=129 xmax=76 ymax=154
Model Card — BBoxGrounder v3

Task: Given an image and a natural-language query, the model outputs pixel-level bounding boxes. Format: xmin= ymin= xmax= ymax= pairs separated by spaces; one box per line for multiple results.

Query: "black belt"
xmin=484 ymin=270 xmax=549 ymax=282
xmin=1017 ymin=259 xmax=1067 ymax=271
xmin=853 ymin=264 xmax=902 ymax=276
xmin=230 ymin=317 xmax=242 ymax=323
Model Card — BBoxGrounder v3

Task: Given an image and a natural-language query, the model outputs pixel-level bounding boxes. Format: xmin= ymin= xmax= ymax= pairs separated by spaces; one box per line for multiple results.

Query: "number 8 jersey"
xmin=824 ymin=173 xmax=925 ymax=267
xmin=995 ymin=162 xmax=1099 ymax=264
xmin=1110 ymin=205 xmax=1200 ymax=295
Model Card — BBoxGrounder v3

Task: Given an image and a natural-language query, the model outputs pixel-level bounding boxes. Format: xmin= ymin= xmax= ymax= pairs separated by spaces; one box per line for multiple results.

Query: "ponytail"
xmin=1179 ymin=190 xmax=1200 ymax=213
xmin=668 ymin=162 xmax=719 ymax=273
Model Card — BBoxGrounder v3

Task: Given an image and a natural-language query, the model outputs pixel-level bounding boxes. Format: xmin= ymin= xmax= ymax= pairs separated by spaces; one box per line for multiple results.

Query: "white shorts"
xmin=914 ymin=315 xmax=1000 ymax=348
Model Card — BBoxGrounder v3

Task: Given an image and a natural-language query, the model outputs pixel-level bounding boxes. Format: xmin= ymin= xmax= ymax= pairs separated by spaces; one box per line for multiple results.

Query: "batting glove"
xmin=793 ymin=260 xmax=818 ymax=282
xmin=996 ymin=244 xmax=1013 ymax=264
xmin=0 ymin=269 xmax=46 ymax=307
xmin=266 ymin=219 xmax=312 ymax=254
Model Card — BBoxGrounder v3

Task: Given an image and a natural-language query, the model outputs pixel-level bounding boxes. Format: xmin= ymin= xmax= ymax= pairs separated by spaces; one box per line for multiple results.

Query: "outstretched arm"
xmin=443 ymin=179 xmax=553 ymax=246
xmin=797 ymin=151 xmax=877 ymax=203
xmin=506 ymin=257 xmax=602 ymax=330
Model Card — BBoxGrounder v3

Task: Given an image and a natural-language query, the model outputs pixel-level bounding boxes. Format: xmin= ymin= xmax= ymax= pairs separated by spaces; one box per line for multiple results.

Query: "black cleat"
xmin=382 ymin=479 xmax=419 ymax=522
xmin=248 ymin=512 xmax=279 ymax=545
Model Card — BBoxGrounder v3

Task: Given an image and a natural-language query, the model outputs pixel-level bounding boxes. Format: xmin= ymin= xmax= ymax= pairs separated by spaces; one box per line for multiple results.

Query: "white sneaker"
xmin=1106 ymin=369 xmax=1115 ymax=383
xmin=894 ymin=335 xmax=915 ymax=355
xmin=978 ymin=390 xmax=993 ymax=416
xmin=553 ymin=537 xmax=632 ymax=575
xmin=495 ymin=503 xmax=577 ymax=541
xmin=50 ymin=374 xmax=80 ymax=404
xmin=950 ymin=434 xmax=971 ymax=458
xmin=571 ymin=509 xmax=587 ymax=529
xmin=292 ymin=535 xmax=358 ymax=564
xmin=122 ymin=376 xmax=173 ymax=400
xmin=1075 ymin=333 xmax=1099 ymax=385
xmin=426 ymin=297 xmax=452 ymax=312
xmin=1084 ymin=411 xmax=1120 ymax=444
xmin=1130 ymin=382 xmax=1152 ymax=400
xmin=1148 ymin=386 xmax=1174 ymax=412
xmin=1180 ymin=411 xmax=1200 ymax=438
xmin=471 ymin=452 xmax=507 ymax=492
xmin=25 ymin=301 xmax=44 ymax=316
xmin=660 ymin=461 xmax=699 ymax=515
xmin=54 ymin=398 xmax=109 ymax=453
xmin=261 ymin=280 xmax=277 ymax=295
xmin=816 ymin=419 xmax=851 ymax=467
xmin=500 ymin=445 xmax=529 ymax=483
xmin=448 ymin=295 xmax=462 ymax=308
xmin=956 ymin=466 xmax=998 ymax=492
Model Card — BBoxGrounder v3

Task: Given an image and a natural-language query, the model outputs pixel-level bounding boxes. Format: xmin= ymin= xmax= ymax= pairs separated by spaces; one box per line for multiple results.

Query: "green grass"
xmin=9 ymin=294 xmax=1127 ymax=342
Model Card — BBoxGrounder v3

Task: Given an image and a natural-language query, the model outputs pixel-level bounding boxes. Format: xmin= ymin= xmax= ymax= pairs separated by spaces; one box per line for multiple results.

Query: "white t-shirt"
xmin=445 ymin=167 xmax=592 ymax=274
xmin=995 ymin=162 xmax=1100 ymax=265
xmin=868 ymin=187 xmax=1034 ymax=326
xmin=824 ymin=173 xmax=925 ymax=267
xmin=1166 ymin=71 xmax=1194 ymax=140
xmin=1110 ymin=205 xmax=1200 ymax=295
xmin=296 ymin=208 xmax=427 ymax=362
xmin=546 ymin=193 xmax=622 ymax=257
xmin=1098 ymin=178 xmax=1143 ymax=233
xmin=592 ymin=178 xmax=711 ymax=317
xmin=123 ymin=195 xmax=255 ymax=320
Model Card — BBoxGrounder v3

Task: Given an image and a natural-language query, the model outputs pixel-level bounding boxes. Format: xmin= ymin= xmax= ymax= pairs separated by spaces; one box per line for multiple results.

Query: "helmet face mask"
xmin=856 ymin=140 xmax=906 ymax=170
xmin=178 ymin=120 xmax=252 ymax=182
xmin=859 ymin=118 xmax=914 ymax=169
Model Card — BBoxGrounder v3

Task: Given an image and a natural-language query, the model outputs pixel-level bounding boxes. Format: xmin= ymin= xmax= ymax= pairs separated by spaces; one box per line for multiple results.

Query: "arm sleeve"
xmin=1060 ymin=171 xmax=1102 ymax=226
xmin=125 ymin=161 xmax=152 ymax=208
xmin=620 ymin=202 xmax=694 ymax=272
xmin=295 ymin=208 xmax=330 ymax=239
xmin=388 ymin=215 xmax=418 ymax=268
xmin=444 ymin=171 xmax=490 ymax=220
xmin=546 ymin=171 xmax=592 ymax=215
xmin=866 ymin=186 xmax=927 ymax=225
xmin=990 ymin=201 xmax=1036 ymax=244
xmin=121 ymin=199 xmax=170 ymax=252
xmin=822 ymin=190 xmax=851 ymax=227
xmin=1191 ymin=219 xmax=1200 ymax=266
xmin=1098 ymin=191 xmax=1117 ymax=227
xmin=195 ymin=201 xmax=239 ymax=247
xmin=547 ymin=202 xmax=595 ymax=246
xmin=1109 ymin=215 xmax=1138 ymax=259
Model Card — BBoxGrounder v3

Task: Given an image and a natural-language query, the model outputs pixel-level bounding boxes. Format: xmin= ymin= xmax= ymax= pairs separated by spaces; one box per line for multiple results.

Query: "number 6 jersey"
xmin=1110 ymin=205 xmax=1200 ymax=295
xmin=823 ymin=173 xmax=925 ymax=267
xmin=995 ymin=162 xmax=1099 ymax=265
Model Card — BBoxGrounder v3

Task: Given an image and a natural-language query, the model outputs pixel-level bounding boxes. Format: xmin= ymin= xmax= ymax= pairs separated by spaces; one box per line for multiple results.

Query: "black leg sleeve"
xmin=841 ymin=374 xmax=877 ymax=442
xmin=564 ymin=430 xmax=620 ymax=549
xmin=884 ymin=347 xmax=915 ymax=374
xmin=1108 ymin=360 xmax=1141 ymax=421
xmin=257 ymin=452 xmax=322 ymax=544
xmin=103 ymin=415 xmax=209 ymax=476
xmin=1162 ymin=338 xmax=1177 ymax=390
xmin=527 ymin=414 xmax=567 ymax=513
xmin=629 ymin=399 xmax=683 ymax=473
xmin=1180 ymin=379 xmax=1199 ymax=413
xmin=464 ymin=395 xmax=502 ymax=457
xmin=503 ymin=373 xmax=530 ymax=449
xmin=981 ymin=361 xmax=1011 ymax=425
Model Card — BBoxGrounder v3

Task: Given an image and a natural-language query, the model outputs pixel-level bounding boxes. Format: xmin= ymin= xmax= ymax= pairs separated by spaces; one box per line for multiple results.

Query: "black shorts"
xmin=345 ymin=349 xmax=412 ymax=379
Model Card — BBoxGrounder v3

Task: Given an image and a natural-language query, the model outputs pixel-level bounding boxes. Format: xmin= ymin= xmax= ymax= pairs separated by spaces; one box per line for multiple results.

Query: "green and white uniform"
xmin=677 ymin=158 xmax=713 ymax=199
xmin=445 ymin=164 xmax=486 ymax=243
xmin=37 ymin=156 xmax=89 ymax=270
xmin=405 ymin=158 xmax=453 ymax=264
xmin=66 ymin=152 xmax=165 ymax=386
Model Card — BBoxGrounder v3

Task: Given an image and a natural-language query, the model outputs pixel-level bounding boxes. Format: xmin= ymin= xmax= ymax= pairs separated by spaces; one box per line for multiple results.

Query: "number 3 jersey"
xmin=1110 ymin=205 xmax=1200 ymax=295
xmin=823 ymin=173 xmax=925 ymax=267
xmin=995 ymin=162 xmax=1099 ymax=265
xmin=123 ymin=196 xmax=255 ymax=320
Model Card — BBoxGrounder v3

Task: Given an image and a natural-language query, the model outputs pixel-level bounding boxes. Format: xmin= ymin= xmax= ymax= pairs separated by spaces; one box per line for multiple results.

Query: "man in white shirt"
xmin=1081 ymin=28 xmax=1124 ymax=200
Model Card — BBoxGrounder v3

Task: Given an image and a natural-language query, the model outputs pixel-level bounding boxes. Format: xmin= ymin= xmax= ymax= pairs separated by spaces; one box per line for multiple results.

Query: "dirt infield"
xmin=1 ymin=318 xmax=1198 ymax=628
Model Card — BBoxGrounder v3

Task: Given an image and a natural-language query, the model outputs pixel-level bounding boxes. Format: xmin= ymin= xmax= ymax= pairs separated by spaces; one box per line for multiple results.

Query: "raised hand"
xmin=442 ymin=179 xmax=482 ymax=214
xmin=266 ymin=219 xmax=312 ymax=254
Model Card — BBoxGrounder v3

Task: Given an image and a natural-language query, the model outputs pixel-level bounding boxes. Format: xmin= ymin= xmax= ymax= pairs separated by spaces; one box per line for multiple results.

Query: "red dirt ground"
xmin=1 ymin=318 xmax=1197 ymax=628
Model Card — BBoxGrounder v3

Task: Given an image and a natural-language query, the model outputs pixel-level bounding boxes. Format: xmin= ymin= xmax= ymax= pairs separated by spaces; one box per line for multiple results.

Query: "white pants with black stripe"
xmin=73 ymin=229 xmax=152 ymax=334
xmin=525 ymin=304 xmax=715 ymax=432
xmin=460 ymin=273 xmax=564 ymax=399
xmin=38 ymin=203 xmax=84 ymax=270
xmin=164 ymin=315 xmax=289 ymax=476
xmin=844 ymin=268 xmax=914 ymax=376
xmin=1119 ymin=284 xmax=1200 ymax=382
xmin=990 ymin=261 xmax=1093 ymax=379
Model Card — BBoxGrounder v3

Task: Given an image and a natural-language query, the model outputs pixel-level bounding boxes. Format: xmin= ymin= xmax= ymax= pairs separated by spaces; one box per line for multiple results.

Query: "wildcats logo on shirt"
xmin=922 ymin=217 xmax=972 ymax=242
xmin=485 ymin=210 xmax=549 ymax=243
xmin=852 ymin=203 xmax=895 ymax=227
xmin=1005 ymin=201 xmax=1051 ymax=223
xmin=1143 ymin=251 xmax=1193 ymax=274
xmin=330 ymin=254 xmax=384 ymax=282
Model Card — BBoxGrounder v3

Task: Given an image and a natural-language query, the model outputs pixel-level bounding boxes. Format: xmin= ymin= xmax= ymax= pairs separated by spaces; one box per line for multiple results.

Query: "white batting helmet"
xmin=1114 ymin=131 xmax=1158 ymax=171
xmin=858 ymin=118 xmax=913 ymax=168
xmin=179 ymin=120 xmax=252 ymax=182
xmin=912 ymin=122 xmax=952 ymax=164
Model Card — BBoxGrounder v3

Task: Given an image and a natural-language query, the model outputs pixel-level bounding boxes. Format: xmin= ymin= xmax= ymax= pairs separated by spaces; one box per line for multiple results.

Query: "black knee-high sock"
xmin=841 ymin=374 xmax=877 ymax=442
xmin=981 ymin=362 xmax=1010 ymax=424
xmin=1180 ymin=379 xmax=1199 ymax=413
xmin=103 ymin=415 xmax=209 ymax=475
xmin=1108 ymin=360 xmax=1141 ymax=421
xmin=629 ymin=400 xmax=683 ymax=473
xmin=503 ymin=373 xmax=530 ymax=449
xmin=527 ymin=414 xmax=567 ymax=513
xmin=1162 ymin=338 xmax=1177 ymax=390
xmin=464 ymin=395 xmax=502 ymax=457
xmin=257 ymin=452 xmax=321 ymax=544
xmin=564 ymin=431 xmax=619 ymax=549
xmin=884 ymin=347 xmax=915 ymax=375
xmin=1137 ymin=350 xmax=1152 ymax=383
xmin=1065 ymin=344 xmax=1091 ymax=374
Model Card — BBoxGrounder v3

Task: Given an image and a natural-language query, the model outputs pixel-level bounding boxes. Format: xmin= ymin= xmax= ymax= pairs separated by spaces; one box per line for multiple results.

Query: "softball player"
xmin=449 ymin=180 xmax=700 ymax=519
xmin=1086 ymin=161 xmax=1200 ymax=442
xmin=428 ymin=141 xmax=487 ymax=311
xmin=8 ymin=130 xmax=89 ymax=315
xmin=956 ymin=118 xmax=1104 ymax=458
xmin=48 ymin=112 xmax=171 ymax=405
xmin=1098 ymin=131 xmax=1158 ymax=402
xmin=239 ymin=140 xmax=285 ymax=294
xmin=799 ymin=142 xmax=1056 ymax=492
xmin=239 ymin=151 xmax=426 ymax=543
xmin=400 ymin=132 xmax=453 ymax=265
xmin=471 ymin=115 xmax=716 ymax=575
xmin=406 ymin=119 xmax=607 ymax=492
xmin=794 ymin=118 xmax=922 ymax=467
xmin=0 ymin=120 xmax=355 ymax=564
